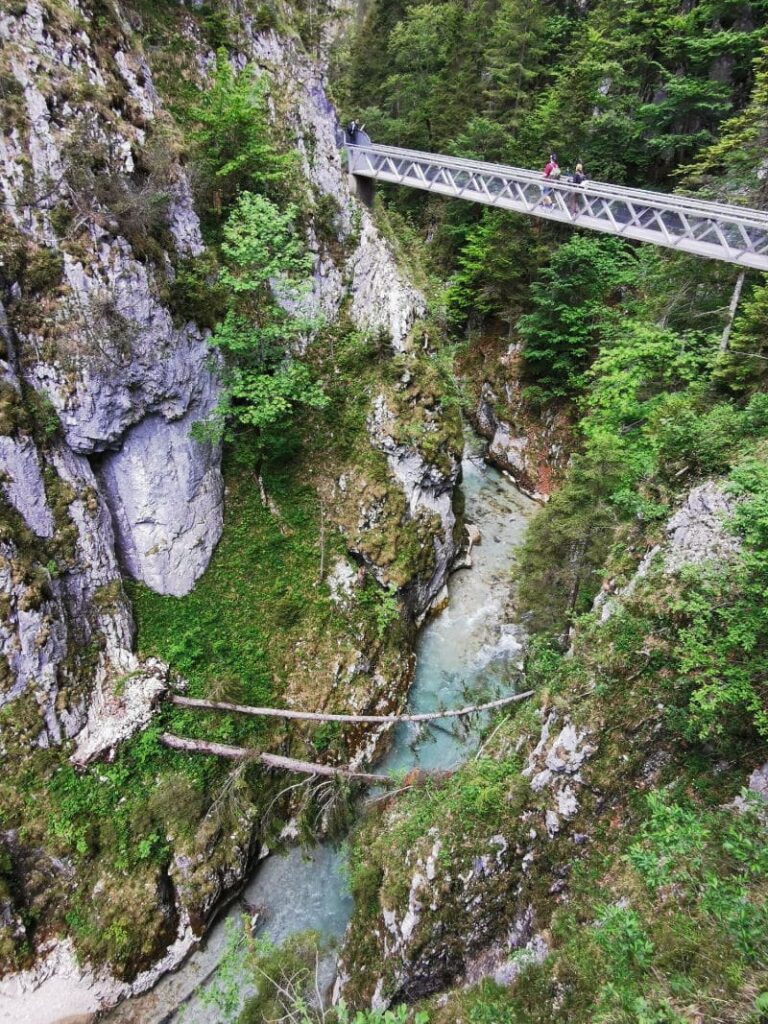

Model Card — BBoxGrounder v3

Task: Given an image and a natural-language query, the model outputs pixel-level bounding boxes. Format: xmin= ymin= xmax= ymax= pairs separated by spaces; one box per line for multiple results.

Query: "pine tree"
xmin=484 ymin=0 xmax=548 ymax=131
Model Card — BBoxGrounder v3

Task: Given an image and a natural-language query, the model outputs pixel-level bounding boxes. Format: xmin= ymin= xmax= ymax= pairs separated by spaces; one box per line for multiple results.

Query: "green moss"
xmin=0 ymin=383 xmax=24 ymax=436
xmin=48 ymin=203 xmax=74 ymax=238
xmin=0 ymin=216 xmax=29 ymax=290
xmin=42 ymin=466 xmax=79 ymax=566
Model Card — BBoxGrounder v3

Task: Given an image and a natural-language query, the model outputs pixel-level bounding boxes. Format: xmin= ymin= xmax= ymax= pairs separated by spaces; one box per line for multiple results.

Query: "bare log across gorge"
xmin=159 ymin=733 xmax=394 ymax=785
xmin=169 ymin=690 xmax=534 ymax=724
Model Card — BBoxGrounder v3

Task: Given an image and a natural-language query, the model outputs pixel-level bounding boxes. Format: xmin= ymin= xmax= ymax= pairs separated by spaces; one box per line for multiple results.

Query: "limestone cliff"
xmin=0 ymin=0 xmax=461 ymax=1005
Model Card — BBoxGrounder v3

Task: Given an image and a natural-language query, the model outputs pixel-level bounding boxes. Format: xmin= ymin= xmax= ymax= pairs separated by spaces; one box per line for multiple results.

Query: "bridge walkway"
xmin=346 ymin=139 xmax=768 ymax=271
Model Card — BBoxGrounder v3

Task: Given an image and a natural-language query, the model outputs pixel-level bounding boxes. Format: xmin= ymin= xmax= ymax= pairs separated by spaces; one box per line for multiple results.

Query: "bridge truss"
xmin=347 ymin=142 xmax=768 ymax=271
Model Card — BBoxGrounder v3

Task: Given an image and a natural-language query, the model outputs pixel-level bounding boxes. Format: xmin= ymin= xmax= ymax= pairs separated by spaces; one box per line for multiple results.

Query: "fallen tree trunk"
xmin=160 ymin=733 xmax=393 ymax=784
xmin=169 ymin=690 xmax=534 ymax=725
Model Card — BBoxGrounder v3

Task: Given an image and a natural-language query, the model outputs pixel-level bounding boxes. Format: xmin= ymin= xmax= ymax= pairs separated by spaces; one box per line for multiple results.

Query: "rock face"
xmin=0 ymin=1 xmax=430 ymax=728
xmin=245 ymin=26 xmax=426 ymax=350
xmin=596 ymin=480 xmax=739 ymax=620
xmin=368 ymin=394 xmax=462 ymax=617
xmin=336 ymin=704 xmax=593 ymax=1009
xmin=97 ymin=400 xmax=223 ymax=598
xmin=0 ymin=0 xmax=449 ymax=1009
xmin=0 ymin=0 xmax=223 ymax=600
xmin=663 ymin=480 xmax=740 ymax=572
xmin=472 ymin=379 xmax=570 ymax=499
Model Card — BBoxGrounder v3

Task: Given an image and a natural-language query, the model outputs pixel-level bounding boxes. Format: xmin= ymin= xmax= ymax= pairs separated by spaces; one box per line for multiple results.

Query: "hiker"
xmin=541 ymin=152 xmax=560 ymax=206
xmin=569 ymin=162 xmax=586 ymax=215
xmin=347 ymin=119 xmax=359 ymax=143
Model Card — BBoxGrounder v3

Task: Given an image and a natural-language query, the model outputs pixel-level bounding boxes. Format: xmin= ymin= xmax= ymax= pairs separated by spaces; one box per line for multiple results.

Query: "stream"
xmin=106 ymin=437 xmax=536 ymax=1024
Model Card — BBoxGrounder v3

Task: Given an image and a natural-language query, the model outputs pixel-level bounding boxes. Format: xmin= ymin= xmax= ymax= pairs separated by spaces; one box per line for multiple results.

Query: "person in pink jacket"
xmin=541 ymin=152 xmax=560 ymax=206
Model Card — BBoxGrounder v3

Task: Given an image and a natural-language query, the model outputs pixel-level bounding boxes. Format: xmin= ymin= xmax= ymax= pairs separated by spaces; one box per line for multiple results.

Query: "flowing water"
xmin=106 ymin=437 xmax=536 ymax=1024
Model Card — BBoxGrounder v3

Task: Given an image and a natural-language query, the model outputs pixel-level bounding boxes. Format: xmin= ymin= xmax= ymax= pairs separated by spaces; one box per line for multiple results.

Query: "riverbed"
xmin=105 ymin=439 xmax=536 ymax=1023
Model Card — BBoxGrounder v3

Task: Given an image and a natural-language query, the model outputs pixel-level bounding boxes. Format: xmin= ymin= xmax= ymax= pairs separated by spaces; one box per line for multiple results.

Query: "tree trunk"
xmin=169 ymin=690 xmax=534 ymax=724
xmin=720 ymin=270 xmax=746 ymax=352
xmin=159 ymin=733 xmax=393 ymax=784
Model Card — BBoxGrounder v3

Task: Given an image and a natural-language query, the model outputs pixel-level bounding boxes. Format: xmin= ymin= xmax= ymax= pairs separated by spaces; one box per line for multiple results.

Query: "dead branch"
xmin=160 ymin=733 xmax=394 ymax=785
xmin=169 ymin=689 xmax=535 ymax=725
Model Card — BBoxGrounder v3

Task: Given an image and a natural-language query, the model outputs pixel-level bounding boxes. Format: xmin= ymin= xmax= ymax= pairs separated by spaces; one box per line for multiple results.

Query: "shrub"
xmin=195 ymin=191 xmax=327 ymax=470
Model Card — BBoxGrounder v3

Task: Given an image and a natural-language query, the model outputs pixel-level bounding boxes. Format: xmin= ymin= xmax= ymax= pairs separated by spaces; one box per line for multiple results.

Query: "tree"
xmin=447 ymin=209 xmax=544 ymax=330
xmin=515 ymin=433 xmax=629 ymax=636
xmin=484 ymin=0 xmax=548 ymax=131
xmin=518 ymin=235 xmax=636 ymax=398
xmin=186 ymin=50 xmax=295 ymax=219
xmin=201 ymin=192 xmax=327 ymax=473
xmin=716 ymin=280 xmax=768 ymax=395
xmin=384 ymin=2 xmax=467 ymax=148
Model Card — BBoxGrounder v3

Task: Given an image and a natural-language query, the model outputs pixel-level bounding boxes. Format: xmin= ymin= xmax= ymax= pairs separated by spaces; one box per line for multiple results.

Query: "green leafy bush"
xmin=197 ymin=191 xmax=327 ymax=467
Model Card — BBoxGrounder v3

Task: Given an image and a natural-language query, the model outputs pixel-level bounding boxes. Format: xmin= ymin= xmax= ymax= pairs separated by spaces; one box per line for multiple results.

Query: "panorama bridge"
xmin=344 ymin=133 xmax=768 ymax=272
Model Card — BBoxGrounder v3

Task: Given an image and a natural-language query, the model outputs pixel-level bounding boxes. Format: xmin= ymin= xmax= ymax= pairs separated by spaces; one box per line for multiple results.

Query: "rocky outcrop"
xmin=0 ymin=435 xmax=55 ymax=538
xmin=596 ymin=480 xmax=739 ymax=620
xmin=473 ymin=380 xmax=570 ymax=499
xmin=663 ymin=479 xmax=740 ymax=571
xmin=337 ymin=703 xmax=594 ymax=1009
xmin=0 ymin=349 xmax=145 ymax=750
xmin=97 ymin=397 xmax=223 ymax=598
xmin=246 ymin=27 xmax=425 ymax=351
xmin=368 ymin=394 xmax=461 ymax=617
xmin=0 ymin=1 xmax=223 ymax=600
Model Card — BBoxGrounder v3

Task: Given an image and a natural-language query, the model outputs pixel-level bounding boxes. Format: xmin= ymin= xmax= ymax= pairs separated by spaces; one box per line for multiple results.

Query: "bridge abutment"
xmin=349 ymin=172 xmax=375 ymax=208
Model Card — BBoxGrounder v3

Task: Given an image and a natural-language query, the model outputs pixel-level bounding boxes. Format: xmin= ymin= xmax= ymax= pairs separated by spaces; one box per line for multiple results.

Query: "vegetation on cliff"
xmin=0 ymin=0 xmax=463 ymax=979
xmin=333 ymin=1 xmax=768 ymax=1020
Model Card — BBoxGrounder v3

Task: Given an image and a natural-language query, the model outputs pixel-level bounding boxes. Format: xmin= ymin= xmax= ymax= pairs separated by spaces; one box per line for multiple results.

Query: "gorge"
xmin=2 ymin=1 xmax=768 ymax=1023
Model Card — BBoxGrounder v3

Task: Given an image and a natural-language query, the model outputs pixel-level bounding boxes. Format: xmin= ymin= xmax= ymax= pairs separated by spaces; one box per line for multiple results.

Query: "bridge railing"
xmin=346 ymin=142 xmax=768 ymax=271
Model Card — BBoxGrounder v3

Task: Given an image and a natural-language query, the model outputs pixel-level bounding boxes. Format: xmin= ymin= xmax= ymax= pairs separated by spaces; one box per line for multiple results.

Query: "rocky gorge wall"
xmin=0 ymin=0 xmax=463 ymax=1007
xmin=460 ymin=338 xmax=572 ymax=501
xmin=336 ymin=478 xmax=768 ymax=1014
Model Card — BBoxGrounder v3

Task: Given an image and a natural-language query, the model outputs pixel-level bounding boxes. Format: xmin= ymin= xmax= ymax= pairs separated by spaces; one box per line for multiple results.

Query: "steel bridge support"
xmin=343 ymin=138 xmax=768 ymax=272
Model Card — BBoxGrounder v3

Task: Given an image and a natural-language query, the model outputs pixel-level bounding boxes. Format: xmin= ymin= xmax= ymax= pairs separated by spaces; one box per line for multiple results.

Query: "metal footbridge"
xmin=345 ymin=134 xmax=768 ymax=271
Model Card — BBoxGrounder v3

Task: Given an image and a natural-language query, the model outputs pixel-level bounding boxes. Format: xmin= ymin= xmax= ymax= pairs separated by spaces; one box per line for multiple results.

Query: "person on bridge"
xmin=541 ymin=153 xmax=560 ymax=206
xmin=569 ymin=162 xmax=586 ymax=216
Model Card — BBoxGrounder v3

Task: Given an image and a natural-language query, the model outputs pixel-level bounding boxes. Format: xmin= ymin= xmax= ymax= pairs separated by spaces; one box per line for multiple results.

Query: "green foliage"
xmin=518 ymin=236 xmax=636 ymax=399
xmin=668 ymin=456 xmax=768 ymax=741
xmin=358 ymin=580 xmax=400 ymax=639
xmin=447 ymin=210 xmax=544 ymax=329
xmin=627 ymin=792 xmax=768 ymax=961
xmin=514 ymin=434 xmax=629 ymax=634
xmin=198 ymin=191 xmax=327 ymax=463
xmin=235 ymin=929 xmax=428 ymax=1024
xmin=717 ymin=279 xmax=768 ymax=395
xmin=185 ymin=49 xmax=295 ymax=221
xmin=165 ymin=251 xmax=226 ymax=330
xmin=132 ymin=448 xmax=345 ymax=705
xmin=348 ymin=754 xmax=526 ymax=917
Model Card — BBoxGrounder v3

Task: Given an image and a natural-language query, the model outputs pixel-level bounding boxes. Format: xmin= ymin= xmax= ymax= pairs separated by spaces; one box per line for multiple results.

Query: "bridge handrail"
xmin=350 ymin=143 xmax=768 ymax=229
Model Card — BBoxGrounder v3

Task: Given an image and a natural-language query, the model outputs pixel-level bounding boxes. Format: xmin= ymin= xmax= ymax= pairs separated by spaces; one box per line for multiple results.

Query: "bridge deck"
xmin=347 ymin=143 xmax=768 ymax=271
